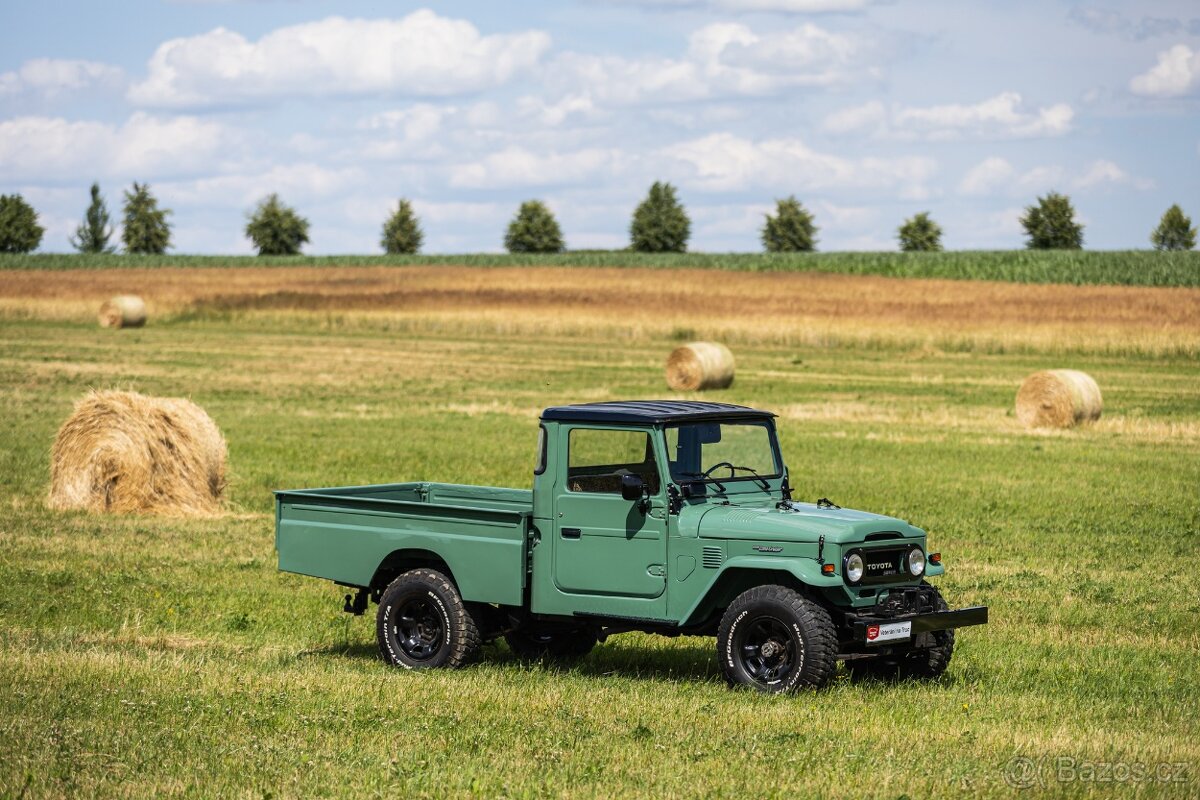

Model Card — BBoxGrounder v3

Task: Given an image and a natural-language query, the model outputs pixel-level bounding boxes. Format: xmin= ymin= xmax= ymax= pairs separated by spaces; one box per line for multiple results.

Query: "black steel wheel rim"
xmin=737 ymin=616 xmax=796 ymax=686
xmin=393 ymin=595 xmax=445 ymax=661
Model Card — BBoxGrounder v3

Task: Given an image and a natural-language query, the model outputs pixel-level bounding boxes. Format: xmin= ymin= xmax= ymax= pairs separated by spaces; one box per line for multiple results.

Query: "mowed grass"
xmin=3 ymin=248 xmax=1200 ymax=287
xmin=1 ymin=286 xmax=1199 ymax=797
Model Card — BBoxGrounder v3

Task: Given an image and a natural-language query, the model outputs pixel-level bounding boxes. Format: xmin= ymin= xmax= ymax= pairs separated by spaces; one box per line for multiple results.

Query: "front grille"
xmin=848 ymin=546 xmax=916 ymax=586
xmin=701 ymin=546 xmax=723 ymax=569
xmin=861 ymin=547 xmax=905 ymax=580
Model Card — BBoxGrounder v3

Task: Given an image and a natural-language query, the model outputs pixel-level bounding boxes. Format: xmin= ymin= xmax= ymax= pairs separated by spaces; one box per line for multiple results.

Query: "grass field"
xmin=3 ymin=248 xmax=1200 ymax=287
xmin=1 ymin=266 xmax=1198 ymax=798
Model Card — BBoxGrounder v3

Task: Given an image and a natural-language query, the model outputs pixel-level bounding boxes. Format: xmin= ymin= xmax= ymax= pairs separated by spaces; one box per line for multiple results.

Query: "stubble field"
xmin=1 ymin=264 xmax=1198 ymax=798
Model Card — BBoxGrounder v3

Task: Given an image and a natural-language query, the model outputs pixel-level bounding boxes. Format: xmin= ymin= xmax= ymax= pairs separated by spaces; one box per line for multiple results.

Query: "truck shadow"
xmin=298 ymin=640 xmax=723 ymax=685
xmin=569 ymin=640 xmax=722 ymax=685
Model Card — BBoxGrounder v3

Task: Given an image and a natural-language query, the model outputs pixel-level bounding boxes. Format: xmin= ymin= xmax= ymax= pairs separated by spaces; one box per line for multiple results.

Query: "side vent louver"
xmin=702 ymin=546 xmax=723 ymax=569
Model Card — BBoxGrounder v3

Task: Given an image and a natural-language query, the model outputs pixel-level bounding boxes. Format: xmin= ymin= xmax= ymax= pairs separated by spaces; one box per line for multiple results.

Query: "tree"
xmin=761 ymin=196 xmax=818 ymax=252
xmin=1150 ymin=204 xmax=1196 ymax=251
xmin=380 ymin=199 xmax=424 ymax=254
xmin=504 ymin=200 xmax=564 ymax=253
xmin=122 ymin=182 xmax=172 ymax=255
xmin=70 ymin=182 xmax=115 ymax=253
xmin=1020 ymin=192 xmax=1084 ymax=250
xmin=897 ymin=211 xmax=943 ymax=252
xmin=630 ymin=181 xmax=690 ymax=252
xmin=0 ymin=194 xmax=44 ymax=254
xmin=245 ymin=194 xmax=309 ymax=256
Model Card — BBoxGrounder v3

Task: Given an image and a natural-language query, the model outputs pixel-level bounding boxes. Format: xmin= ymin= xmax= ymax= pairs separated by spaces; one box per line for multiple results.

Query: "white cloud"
xmin=159 ymin=163 xmax=365 ymax=209
xmin=0 ymin=58 xmax=123 ymax=97
xmin=127 ymin=11 xmax=551 ymax=107
xmin=1073 ymin=159 xmax=1153 ymax=190
xmin=1130 ymin=44 xmax=1200 ymax=97
xmin=449 ymin=147 xmax=624 ymax=189
xmin=664 ymin=132 xmax=936 ymax=193
xmin=0 ymin=113 xmax=236 ymax=181
xmin=516 ymin=94 xmax=598 ymax=126
xmin=548 ymin=21 xmax=861 ymax=108
xmin=958 ymin=157 xmax=1149 ymax=197
xmin=1068 ymin=8 xmax=1199 ymax=42
xmin=605 ymin=0 xmax=874 ymax=12
xmin=959 ymin=157 xmax=1057 ymax=196
xmin=713 ymin=0 xmax=870 ymax=9
xmin=822 ymin=100 xmax=886 ymax=134
xmin=824 ymin=92 xmax=1073 ymax=140
xmin=355 ymin=104 xmax=452 ymax=160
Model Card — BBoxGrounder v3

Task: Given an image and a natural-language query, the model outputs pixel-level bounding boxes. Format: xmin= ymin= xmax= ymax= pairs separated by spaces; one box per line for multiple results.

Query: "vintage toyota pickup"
xmin=276 ymin=401 xmax=986 ymax=692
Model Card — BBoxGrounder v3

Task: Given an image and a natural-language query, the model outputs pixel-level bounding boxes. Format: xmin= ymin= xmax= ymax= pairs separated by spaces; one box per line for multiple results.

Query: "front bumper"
xmin=851 ymin=605 xmax=989 ymax=645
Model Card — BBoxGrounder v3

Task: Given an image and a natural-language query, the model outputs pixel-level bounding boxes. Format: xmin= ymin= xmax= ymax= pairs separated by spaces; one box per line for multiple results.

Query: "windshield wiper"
xmin=728 ymin=465 xmax=770 ymax=490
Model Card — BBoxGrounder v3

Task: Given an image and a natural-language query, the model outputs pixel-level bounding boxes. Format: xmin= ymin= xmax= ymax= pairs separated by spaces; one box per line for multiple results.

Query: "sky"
xmin=1 ymin=0 xmax=1198 ymax=254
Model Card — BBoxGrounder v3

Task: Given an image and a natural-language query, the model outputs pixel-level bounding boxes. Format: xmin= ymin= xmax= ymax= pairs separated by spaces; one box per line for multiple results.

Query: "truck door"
xmin=553 ymin=426 xmax=668 ymax=606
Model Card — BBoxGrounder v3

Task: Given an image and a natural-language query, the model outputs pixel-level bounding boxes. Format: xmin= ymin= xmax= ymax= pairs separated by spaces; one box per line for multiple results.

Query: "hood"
xmin=690 ymin=501 xmax=924 ymax=544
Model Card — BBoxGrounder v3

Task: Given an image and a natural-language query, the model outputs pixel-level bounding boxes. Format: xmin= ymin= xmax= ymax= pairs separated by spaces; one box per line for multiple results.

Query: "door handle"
xmin=561 ymin=527 xmax=581 ymax=539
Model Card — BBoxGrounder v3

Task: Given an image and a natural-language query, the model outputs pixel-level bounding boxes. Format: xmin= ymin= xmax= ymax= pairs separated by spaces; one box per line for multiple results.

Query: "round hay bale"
xmin=1015 ymin=370 xmax=1103 ymax=429
xmin=666 ymin=342 xmax=735 ymax=392
xmin=48 ymin=390 xmax=227 ymax=516
xmin=99 ymin=295 xmax=147 ymax=329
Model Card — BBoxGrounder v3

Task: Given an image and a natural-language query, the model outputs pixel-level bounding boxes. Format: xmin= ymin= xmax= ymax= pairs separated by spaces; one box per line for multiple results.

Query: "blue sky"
xmin=1 ymin=1 xmax=1197 ymax=253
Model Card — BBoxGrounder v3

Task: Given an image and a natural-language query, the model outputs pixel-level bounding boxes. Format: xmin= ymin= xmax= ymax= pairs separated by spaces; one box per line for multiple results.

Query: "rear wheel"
xmin=376 ymin=568 xmax=480 ymax=670
xmin=850 ymin=582 xmax=955 ymax=682
xmin=717 ymin=585 xmax=837 ymax=693
xmin=504 ymin=625 xmax=597 ymax=661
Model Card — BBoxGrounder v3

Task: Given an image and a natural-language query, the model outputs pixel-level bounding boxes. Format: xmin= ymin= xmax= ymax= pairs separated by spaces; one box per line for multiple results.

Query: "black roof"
xmin=540 ymin=400 xmax=774 ymax=424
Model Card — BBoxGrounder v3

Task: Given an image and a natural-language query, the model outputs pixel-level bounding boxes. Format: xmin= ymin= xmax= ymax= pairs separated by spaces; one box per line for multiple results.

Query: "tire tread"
xmin=376 ymin=568 xmax=481 ymax=669
xmin=717 ymin=584 xmax=838 ymax=692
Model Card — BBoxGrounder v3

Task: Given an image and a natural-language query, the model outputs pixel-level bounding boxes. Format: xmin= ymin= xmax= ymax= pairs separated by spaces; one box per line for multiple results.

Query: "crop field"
xmin=1 ymin=265 xmax=1198 ymax=798
xmin=3 ymin=248 xmax=1200 ymax=288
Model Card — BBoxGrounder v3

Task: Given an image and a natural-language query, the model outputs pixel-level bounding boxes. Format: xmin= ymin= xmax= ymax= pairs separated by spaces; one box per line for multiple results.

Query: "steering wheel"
xmin=702 ymin=461 xmax=736 ymax=478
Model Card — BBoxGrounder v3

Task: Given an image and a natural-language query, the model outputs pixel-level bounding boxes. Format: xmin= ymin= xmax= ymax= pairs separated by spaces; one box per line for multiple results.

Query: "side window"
xmin=534 ymin=425 xmax=547 ymax=475
xmin=567 ymin=429 xmax=661 ymax=495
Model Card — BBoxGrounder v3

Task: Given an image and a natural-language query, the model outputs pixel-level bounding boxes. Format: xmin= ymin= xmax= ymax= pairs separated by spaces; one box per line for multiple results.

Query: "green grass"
xmin=1 ymin=314 xmax=1198 ymax=798
xmin=3 ymin=249 xmax=1200 ymax=286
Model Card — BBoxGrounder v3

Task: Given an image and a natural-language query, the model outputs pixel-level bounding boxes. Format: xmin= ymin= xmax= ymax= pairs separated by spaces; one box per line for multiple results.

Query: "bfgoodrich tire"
xmin=717 ymin=585 xmax=837 ymax=693
xmin=376 ymin=568 xmax=481 ymax=670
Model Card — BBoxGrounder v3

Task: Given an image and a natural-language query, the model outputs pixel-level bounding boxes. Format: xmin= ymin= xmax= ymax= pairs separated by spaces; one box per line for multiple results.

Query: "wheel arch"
xmin=680 ymin=557 xmax=835 ymax=628
xmin=370 ymin=548 xmax=459 ymax=597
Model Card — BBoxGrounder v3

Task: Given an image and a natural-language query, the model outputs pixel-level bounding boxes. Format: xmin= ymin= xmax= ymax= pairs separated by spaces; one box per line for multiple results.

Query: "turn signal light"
xmin=929 ymin=552 xmax=942 ymax=565
xmin=822 ymin=563 xmax=835 ymax=575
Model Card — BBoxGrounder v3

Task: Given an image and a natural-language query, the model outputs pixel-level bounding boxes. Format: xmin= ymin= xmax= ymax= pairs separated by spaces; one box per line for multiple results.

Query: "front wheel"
xmin=717 ymin=585 xmax=837 ymax=692
xmin=376 ymin=568 xmax=481 ymax=670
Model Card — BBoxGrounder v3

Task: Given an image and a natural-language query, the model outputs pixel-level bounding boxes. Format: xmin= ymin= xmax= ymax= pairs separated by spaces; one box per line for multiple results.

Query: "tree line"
xmin=0 ymin=181 xmax=1196 ymax=255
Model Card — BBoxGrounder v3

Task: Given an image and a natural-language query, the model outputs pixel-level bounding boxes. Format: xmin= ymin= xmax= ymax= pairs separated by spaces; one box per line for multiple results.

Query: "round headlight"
xmin=907 ymin=547 xmax=926 ymax=577
xmin=845 ymin=552 xmax=864 ymax=583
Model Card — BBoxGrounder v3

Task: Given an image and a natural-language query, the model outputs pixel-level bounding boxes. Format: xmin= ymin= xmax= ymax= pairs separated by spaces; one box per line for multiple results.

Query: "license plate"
xmin=865 ymin=621 xmax=911 ymax=644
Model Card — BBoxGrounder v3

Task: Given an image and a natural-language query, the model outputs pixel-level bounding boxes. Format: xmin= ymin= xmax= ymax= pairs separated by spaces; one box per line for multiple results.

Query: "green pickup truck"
xmin=276 ymin=401 xmax=986 ymax=692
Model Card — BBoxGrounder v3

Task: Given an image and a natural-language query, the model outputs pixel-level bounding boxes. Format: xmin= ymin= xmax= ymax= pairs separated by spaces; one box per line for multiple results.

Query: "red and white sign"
xmin=866 ymin=621 xmax=912 ymax=644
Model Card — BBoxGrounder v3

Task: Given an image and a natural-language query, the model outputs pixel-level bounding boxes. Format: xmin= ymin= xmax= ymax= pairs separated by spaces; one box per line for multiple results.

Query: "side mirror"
xmin=620 ymin=473 xmax=646 ymax=502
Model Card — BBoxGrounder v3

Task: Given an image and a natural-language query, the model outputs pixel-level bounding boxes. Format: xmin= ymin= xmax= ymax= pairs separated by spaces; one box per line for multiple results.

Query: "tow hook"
xmin=343 ymin=588 xmax=369 ymax=616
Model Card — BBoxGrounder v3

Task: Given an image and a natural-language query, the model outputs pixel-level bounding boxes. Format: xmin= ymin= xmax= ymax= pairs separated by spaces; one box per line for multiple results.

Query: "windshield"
xmin=666 ymin=420 xmax=781 ymax=485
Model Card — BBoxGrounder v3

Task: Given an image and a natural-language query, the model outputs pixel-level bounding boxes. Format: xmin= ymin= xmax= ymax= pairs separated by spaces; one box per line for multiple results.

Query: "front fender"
xmin=678 ymin=555 xmax=842 ymax=627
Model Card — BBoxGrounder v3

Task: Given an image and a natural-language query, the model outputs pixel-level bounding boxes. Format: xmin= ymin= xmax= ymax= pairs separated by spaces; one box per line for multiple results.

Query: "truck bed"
xmin=275 ymin=481 xmax=531 ymax=606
